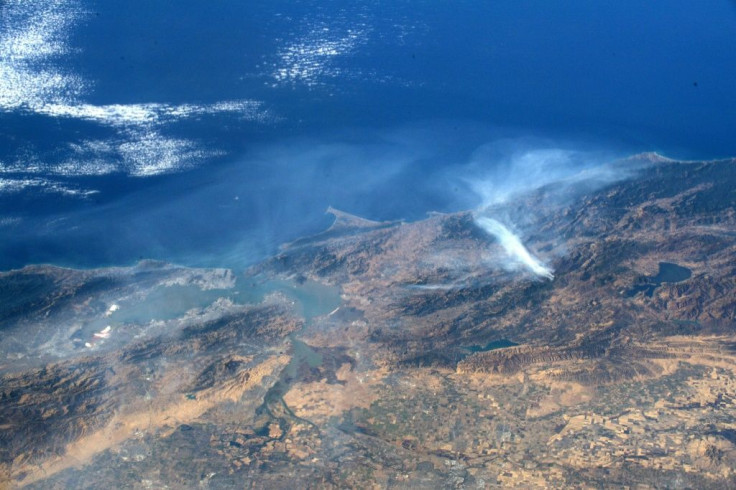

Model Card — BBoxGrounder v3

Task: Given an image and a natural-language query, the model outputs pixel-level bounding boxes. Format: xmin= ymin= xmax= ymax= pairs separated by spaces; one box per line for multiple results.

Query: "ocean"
xmin=1 ymin=0 xmax=735 ymax=270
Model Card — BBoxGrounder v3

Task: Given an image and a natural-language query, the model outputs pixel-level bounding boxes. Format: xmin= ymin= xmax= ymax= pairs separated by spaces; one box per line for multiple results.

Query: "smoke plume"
xmin=475 ymin=216 xmax=554 ymax=280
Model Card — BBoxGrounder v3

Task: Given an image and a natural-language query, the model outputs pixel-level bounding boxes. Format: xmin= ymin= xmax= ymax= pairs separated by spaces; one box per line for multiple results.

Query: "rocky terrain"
xmin=1 ymin=154 xmax=736 ymax=488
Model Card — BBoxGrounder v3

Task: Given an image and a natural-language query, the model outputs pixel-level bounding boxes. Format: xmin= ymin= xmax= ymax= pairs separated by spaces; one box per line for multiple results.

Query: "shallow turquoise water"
xmin=83 ymin=276 xmax=341 ymax=336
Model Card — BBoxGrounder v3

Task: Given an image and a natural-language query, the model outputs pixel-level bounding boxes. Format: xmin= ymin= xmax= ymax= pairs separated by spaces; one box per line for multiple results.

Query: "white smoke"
xmin=475 ymin=217 xmax=554 ymax=280
xmin=460 ymin=142 xmax=639 ymax=282
xmin=466 ymin=147 xmax=621 ymax=209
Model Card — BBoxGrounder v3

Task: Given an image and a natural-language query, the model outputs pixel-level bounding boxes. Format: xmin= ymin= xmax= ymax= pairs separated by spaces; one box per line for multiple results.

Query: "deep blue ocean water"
xmin=1 ymin=0 xmax=735 ymax=271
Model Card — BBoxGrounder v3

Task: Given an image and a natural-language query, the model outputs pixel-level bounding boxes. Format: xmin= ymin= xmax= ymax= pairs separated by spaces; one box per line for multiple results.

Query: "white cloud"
xmin=0 ymin=176 xmax=97 ymax=196
xmin=119 ymin=130 xmax=224 ymax=177
xmin=2 ymin=130 xmax=229 ymax=178
xmin=0 ymin=0 xmax=85 ymax=109
xmin=36 ymin=99 xmax=269 ymax=127
xmin=0 ymin=0 xmax=273 ymax=179
xmin=272 ymin=24 xmax=369 ymax=87
xmin=0 ymin=216 xmax=22 ymax=227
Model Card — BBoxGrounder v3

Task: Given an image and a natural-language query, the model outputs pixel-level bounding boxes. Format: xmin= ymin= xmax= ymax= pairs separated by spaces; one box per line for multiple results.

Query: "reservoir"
xmin=627 ymin=262 xmax=692 ymax=298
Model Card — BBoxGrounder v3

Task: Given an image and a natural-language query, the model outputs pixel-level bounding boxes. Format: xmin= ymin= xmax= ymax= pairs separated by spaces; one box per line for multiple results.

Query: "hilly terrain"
xmin=1 ymin=154 xmax=736 ymax=488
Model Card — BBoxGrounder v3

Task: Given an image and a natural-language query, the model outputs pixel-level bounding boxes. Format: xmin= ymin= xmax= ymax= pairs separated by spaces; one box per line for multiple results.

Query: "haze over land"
xmin=1 ymin=1 xmax=736 ymax=488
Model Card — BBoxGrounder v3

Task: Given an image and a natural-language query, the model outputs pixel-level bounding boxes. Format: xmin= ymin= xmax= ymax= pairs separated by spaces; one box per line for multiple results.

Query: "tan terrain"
xmin=1 ymin=154 xmax=735 ymax=488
